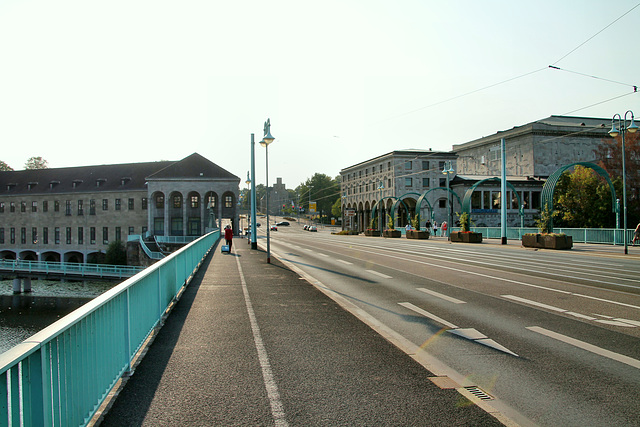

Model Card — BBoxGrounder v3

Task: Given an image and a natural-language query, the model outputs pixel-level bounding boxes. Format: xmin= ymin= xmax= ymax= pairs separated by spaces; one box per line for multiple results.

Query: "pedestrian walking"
xmin=632 ymin=222 xmax=640 ymax=246
xmin=441 ymin=221 xmax=448 ymax=237
xmin=224 ymin=225 xmax=233 ymax=252
xmin=433 ymin=221 xmax=438 ymax=236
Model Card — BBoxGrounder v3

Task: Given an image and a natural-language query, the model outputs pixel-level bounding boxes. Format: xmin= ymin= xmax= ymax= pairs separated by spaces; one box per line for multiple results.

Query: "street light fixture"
xmin=609 ymin=110 xmax=637 ymax=255
xmin=260 ymin=119 xmax=275 ymax=263
xmin=245 ymin=171 xmax=251 ymax=244
xmin=377 ymin=181 xmax=384 ymax=234
xmin=442 ymin=161 xmax=454 ymax=238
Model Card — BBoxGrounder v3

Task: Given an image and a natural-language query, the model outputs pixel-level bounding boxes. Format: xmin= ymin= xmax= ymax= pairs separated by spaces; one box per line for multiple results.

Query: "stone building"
xmin=0 ymin=153 xmax=239 ymax=263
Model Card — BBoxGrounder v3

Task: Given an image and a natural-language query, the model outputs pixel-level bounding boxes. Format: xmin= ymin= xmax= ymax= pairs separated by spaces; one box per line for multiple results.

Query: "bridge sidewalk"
xmin=98 ymin=239 xmax=503 ymax=426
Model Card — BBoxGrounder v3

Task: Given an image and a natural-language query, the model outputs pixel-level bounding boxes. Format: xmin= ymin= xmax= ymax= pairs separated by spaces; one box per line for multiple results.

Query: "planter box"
xmin=406 ymin=230 xmax=430 ymax=239
xmin=450 ymin=231 xmax=483 ymax=243
xmin=522 ymin=234 xmax=573 ymax=250
xmin=383 ymin=229 xmax=401 ymax=238
xmin=364 ymin=230 xmax=380 ymax=237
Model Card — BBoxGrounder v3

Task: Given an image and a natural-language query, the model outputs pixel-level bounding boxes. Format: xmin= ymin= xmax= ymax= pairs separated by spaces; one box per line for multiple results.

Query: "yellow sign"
xmin=310 ymin=202 xmax=317 ymax=213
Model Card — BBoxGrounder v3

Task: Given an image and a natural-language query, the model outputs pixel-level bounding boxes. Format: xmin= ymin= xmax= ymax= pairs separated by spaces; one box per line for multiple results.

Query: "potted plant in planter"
xmin=406 ymin=214 xmax=430 ymax=239
xmin=383 ymin=214 xmax=401 ymax=238
xmin=522 ymin=203 xmax=572 ymax=249
xmin=364 ymin=217 xmax=380 ymax=236
xmin=450 ymin=211 xmax=482 ymax=243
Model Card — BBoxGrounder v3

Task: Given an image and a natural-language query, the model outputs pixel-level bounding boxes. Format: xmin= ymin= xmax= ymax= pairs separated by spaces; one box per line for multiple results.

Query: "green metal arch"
xmin=371 ymin=196 xmax=399 ymax=228
xmin=415 ymin=187 xmax=462 ymax=227
xmin=461 ymin=178 xmax=523 ymax=225
xmin=540 ymin=163 xmax=617 ymax=226
xmin=389 ymin=193 xmax=419 ymax=228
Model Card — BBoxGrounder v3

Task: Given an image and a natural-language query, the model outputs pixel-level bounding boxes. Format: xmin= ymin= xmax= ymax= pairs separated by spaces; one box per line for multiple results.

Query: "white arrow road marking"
xmin=398 ymin=303 xmax=519 ymax=357
xmin=526 ymin=326 xmax=640 ymax=370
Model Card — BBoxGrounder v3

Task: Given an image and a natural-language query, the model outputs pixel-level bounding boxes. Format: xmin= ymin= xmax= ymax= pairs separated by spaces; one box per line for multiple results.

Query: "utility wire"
xmin=549 ymin=65 xmax=638 ymax=92
xmin=561 ymin=91 xmax=638 ymax=116
xmin=551 ymin=2 xmax=640 ymax=65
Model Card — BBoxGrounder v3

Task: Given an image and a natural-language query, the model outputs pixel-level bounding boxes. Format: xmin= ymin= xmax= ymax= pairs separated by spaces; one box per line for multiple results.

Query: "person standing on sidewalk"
xmin=224 ymin=225 xmax=233 ymax=252
xmin=632 ymin=222 xmax=640 ymax=246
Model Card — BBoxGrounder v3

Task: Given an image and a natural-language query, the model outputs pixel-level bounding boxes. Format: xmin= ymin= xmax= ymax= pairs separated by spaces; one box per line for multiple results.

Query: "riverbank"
xmin=0 ymin=279 xmax=117 ymax=298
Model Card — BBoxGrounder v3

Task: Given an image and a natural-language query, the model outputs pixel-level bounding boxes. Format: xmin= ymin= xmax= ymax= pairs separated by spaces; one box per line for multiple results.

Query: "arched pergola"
xmin=390 ymin=193 xmax=422 ymax=229
xmin=541 ymin=162 xmax=617 ymax=228
xmin=415 ymin=187 xmax=462 ymax=227
xmin=461 ymin=178 xmax=523 ymax=227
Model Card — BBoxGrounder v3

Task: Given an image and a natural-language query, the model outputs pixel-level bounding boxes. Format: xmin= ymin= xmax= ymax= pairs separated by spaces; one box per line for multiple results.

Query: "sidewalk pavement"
xmin=98 ymin=238 xmax=504 ymax=426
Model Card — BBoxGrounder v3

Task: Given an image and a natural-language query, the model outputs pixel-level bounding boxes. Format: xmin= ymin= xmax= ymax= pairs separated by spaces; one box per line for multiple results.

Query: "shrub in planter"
xmin=522 ymin=203 xmax=572 ymax=249
xmin=383 ymin=229 xmax=401 ymax=238
xmin=406 ymin=229 xmax=430 ymax=239
xmin=450 ymin=231 xmax=482 ymax=243
xmin=364 ymin=229 xmax=381 ymax=236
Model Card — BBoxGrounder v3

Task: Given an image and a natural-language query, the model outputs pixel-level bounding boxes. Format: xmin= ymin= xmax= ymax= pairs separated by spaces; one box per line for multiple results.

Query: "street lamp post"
xmin=245 ymin=171 xmax=251 ymax=245
xmin=260 ymin=119 xmax=275 ymax=263
xmin=442 ymin=161 xmax=454 ymax=238
xmin=609 ymin=110 xmax=638 ymax=255
xmin=377 ymin=181 xmax=384 ymax=234
xmin=250 ymin=135 xmax=258 ymax=249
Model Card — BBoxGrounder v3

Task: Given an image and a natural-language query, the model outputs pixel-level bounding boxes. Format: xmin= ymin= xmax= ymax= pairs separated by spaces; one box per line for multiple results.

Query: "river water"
xmin=0 ymin=280 xmax=117 ymax=355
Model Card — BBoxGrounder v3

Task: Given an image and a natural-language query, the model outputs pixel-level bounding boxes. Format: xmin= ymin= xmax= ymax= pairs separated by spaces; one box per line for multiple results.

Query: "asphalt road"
xmin=265 ymin=222 xmax=640 ymax=427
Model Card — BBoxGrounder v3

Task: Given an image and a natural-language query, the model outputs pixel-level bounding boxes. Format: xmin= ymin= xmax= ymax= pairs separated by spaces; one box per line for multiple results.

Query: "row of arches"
xmin=1 ymin=250 xmax=101 ymax=263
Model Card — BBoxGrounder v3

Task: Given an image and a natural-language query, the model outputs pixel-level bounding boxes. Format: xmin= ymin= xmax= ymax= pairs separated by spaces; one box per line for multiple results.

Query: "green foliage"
xmin=553 ymin=165 xmax=616 ymax=228
xmin=296 ymin=173 xmax=340 ymax=217
xmin=331 ymin=197 xmax=342 ymax=218
xmin=387 ymin=213 xmax=395 ymax=230
xmin=24 ymin=156 xmax=49 ymax=170
xmin=411 ymin=214 xmax=420 ymax=230
xmin=457 ymin=211 xmax=470 ymax=232
xmin=0 ymin=160 xmax=13 ymax=171
xmin=105 ymin=240 xmax=127 ymax=265
xmin=369 ymin=216 xmax=378 ymax=230
xmin=535 ymin=203 xmax=556 ymax=234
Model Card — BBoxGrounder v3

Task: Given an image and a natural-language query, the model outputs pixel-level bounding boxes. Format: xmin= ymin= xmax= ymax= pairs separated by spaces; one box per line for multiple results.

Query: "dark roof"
xmin=147 ymin=153 xmax=239 ymax=181
xmin=0 ymin=153 xmax=239 ymax=196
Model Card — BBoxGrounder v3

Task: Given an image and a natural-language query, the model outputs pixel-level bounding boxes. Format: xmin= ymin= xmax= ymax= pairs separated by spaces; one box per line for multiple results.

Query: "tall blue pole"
xmin=501 ymin=138 xmax=507 ymax=244
xmin=250 ymin=134 xmax=257 ymax=249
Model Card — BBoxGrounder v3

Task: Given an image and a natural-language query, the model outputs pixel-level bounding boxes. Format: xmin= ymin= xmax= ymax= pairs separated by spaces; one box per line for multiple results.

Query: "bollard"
xmin=23 ymin=277 xmax=32 ymax=293
xmin=13 ymin=278 xmax=22 ymax=294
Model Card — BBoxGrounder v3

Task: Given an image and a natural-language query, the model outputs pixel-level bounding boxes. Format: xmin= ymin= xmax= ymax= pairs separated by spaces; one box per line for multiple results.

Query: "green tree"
xmin=105 ymin=240 xmax=127 ymax=265
xmin=24 ymin=156 xmax=49 ymax=170
xmin=296 ymin=173 xmax=340 ymax=222
xmin=0 ymin=161 xmax=13 ymax=171
xmin=553 ymin=165 xmax=616 ymax=228
xmin=331 ymin=197 xmax=342 ymax=218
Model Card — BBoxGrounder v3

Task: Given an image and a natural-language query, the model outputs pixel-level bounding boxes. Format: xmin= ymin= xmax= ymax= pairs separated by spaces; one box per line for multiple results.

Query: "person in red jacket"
xmin=224 ymin=225 xmax=233 ymax=252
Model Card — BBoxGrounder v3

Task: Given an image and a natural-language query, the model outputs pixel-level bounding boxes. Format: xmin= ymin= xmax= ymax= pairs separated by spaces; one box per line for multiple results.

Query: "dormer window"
xmin=72 ymin=179 xmax=83 ymax=188
xmin=28 ymin=182 xmax=38 ymax=190
xmin=49 ymin=180 xmax=60 ymax=189
xmin=120 ymin=177 xmax=131 ymax=186
xmin=96 ymin=178 xmax=107 ymax=187
xmin=7 ymin=183 xmax=17 ymax=191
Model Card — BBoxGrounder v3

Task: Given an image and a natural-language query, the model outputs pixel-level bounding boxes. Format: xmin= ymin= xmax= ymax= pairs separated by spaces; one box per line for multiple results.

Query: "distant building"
xmin=340 ymin=116 xmax=614 ymax=231
xmin=0 ymin=153 xmax=240 ymax=263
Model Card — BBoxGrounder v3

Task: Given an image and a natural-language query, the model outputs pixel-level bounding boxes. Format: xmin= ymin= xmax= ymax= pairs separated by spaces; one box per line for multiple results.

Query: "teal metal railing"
xmin=451 ymin=227 xmax=634 ymax=245
xmin=0 ymin=230 xmax=219 ymax=426
xmin=0 ymin=260 xmax=145 ymax=279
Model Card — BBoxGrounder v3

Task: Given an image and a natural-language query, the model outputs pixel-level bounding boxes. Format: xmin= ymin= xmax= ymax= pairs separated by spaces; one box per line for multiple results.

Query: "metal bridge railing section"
xmin=0 ymin=230 xmax=220 ymax=426
xmin=454 ymin=227 xmax=633 ymax=245
xmin=0 ymin=260 xmax=145 ymax=279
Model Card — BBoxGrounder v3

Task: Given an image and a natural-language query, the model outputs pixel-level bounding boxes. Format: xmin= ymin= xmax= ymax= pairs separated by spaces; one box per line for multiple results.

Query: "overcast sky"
xmin=1 ymin=1 xmax=638 ymax=188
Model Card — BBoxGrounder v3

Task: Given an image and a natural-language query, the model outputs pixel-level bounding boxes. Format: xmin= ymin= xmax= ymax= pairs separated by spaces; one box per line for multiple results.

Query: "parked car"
xmin=303 ymin=225 xmax=309 ymax=230
xmin=308 ymin=226 xmax=317 ymax=232
xmin=270 ymin=225 xmax=277 ymax=231
xmin=276 ymin=221 xmax=290 ymax=226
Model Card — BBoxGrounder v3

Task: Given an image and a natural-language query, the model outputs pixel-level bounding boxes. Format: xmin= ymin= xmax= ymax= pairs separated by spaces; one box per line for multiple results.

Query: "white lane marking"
xmin=317 ymin=253 xmax=329 ymax=257
xmin=565 ymin=312 xmax=597 ymax=320
xmin=235 ymin=256 xmax=288 ymax=427
xmin=418 ymin=288 xmax=466 ymax=304
xmin=502 ymin=295 xmax=566 ymax=312
xmin=398 ymin=302 xmax=458 ymax=329
xmin=526 ymin=326 xmax=640 ymax=370
xmin=336 ymin=259 xmax=353 ymax=265
xmin=366 ymin=269 xmax=392 ymax=279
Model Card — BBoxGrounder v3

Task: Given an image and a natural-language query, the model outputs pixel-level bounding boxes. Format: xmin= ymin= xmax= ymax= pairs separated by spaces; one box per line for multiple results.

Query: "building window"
xmin=173 ymin=195 xmax=181 ymax=209
xmin=388 ymin=178 xmax=392 ymax=188
xmin=208 ymin=196 xmax=215 ymax=208
xmin=21 ymin=227 xmax=26 ymax=244
xmin=55 ymin=227 xmax=60 ymax=244
xmin=439 ymin=199 xmax=446 ymax=208
xmin=102 ymin=199 xmax=108 ymax=210
xmin=365 ymin=168 xmax=369 ymax=176
xmin=0 ymin=202 xmax=5 ymax=213
xmin=10 ymin=228 xmax=15 ymax=244
xmin=128 ymin=198 xmax=134 ymax=210
xmin=66 ymin=227 xmax=72 ymax=244
xmin=0 ymin=228 xmax=3 ymax=244
xmin=90 ymin=199 xmax=96 ymax=215
xmin=472 ymin=191 xmax=482 ymax=210
xmin=492 ymin=192 xmax=501 ymax=209
xmin=142 ymin=226 xmax=148 ymax=235
xmin=225 ymin=196 xmax=233 ymax=208
xmin=439 ymin=178 xmax=446 ymax=187
xmin=439 ymin=161 xmax=445 ymax=170
xmin=115 ymin=199 xmax=121 ymax=211
xmin=387 ymin=161 xmax=391 ymax=171
xmin=78 ymin=227 xmax=83 ymax=245
xmin=531 ymin=191 xmax=541 ymax=209
xmin=156 ymin=195 xmax=164 ymax=209
xmin=32 ymin=227 xmax=37 ymax=244
xmin=483 ymin=191 xmax=491 ymax=210
xmin=171 ymin=218 xmax=183 ymax=235
xmin=405 ymin=178 xmax=412 ymax=187
xmin=405 ymin=161 xmax=412 ymax=170
xmin=115 ymin=227 xmax=121 ymax=241
xmin=31 ymin=201 xmax=37 ymax=212
xmin=422 ymin=178 xmax=430 ymax=188
xmin=90 ymin=227 xmax=96 ymax=244
xmin=21 ymin=202 xmax=26 ymax=213
xmin=65 ymin=200 xmax=72 ymax=215
xmin=142 ymin=198 xmax=148 ymax=210
xmin=78 ymin=200 xmax=84 ymax=215
xmin=10 ymin=202 xmax=16 ymax=212
xmin=54 ymin=201 xmax=60 ymax=212
xmin=190 ymin=195 xmax=199 ymax=208
xmin=422 ymin=161 xmax=429 ymax=170
xmin=102 ymin=227 xmax=108 ymax=245
xmin=43 ymin=227 xmax=48 ymax=244
xmin=128 ymin=226 xmax=134 ymax=235
xmin=43 ymin=201 xmax=48 ymax=212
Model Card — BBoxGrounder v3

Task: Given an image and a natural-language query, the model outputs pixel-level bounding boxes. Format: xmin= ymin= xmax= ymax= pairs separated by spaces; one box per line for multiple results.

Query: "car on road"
xmin=276 ymin=221 xmax=290 ymax=226
xmin=270 ymin=225 xmax=277 ymax=231
xmin=303 ymin=225 xmax=309 ymax=230
xmin=308 ymin=226 xmax=317 ymax=232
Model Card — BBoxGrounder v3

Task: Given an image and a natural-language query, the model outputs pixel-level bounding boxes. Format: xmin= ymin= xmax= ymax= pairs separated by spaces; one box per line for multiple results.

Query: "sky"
xmin=1 ymin=1 xmax=639 ymax=189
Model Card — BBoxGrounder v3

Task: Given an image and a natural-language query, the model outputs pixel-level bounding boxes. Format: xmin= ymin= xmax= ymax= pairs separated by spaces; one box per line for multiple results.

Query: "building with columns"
xmin=0 ymin=153 xmax=239 ymax=263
